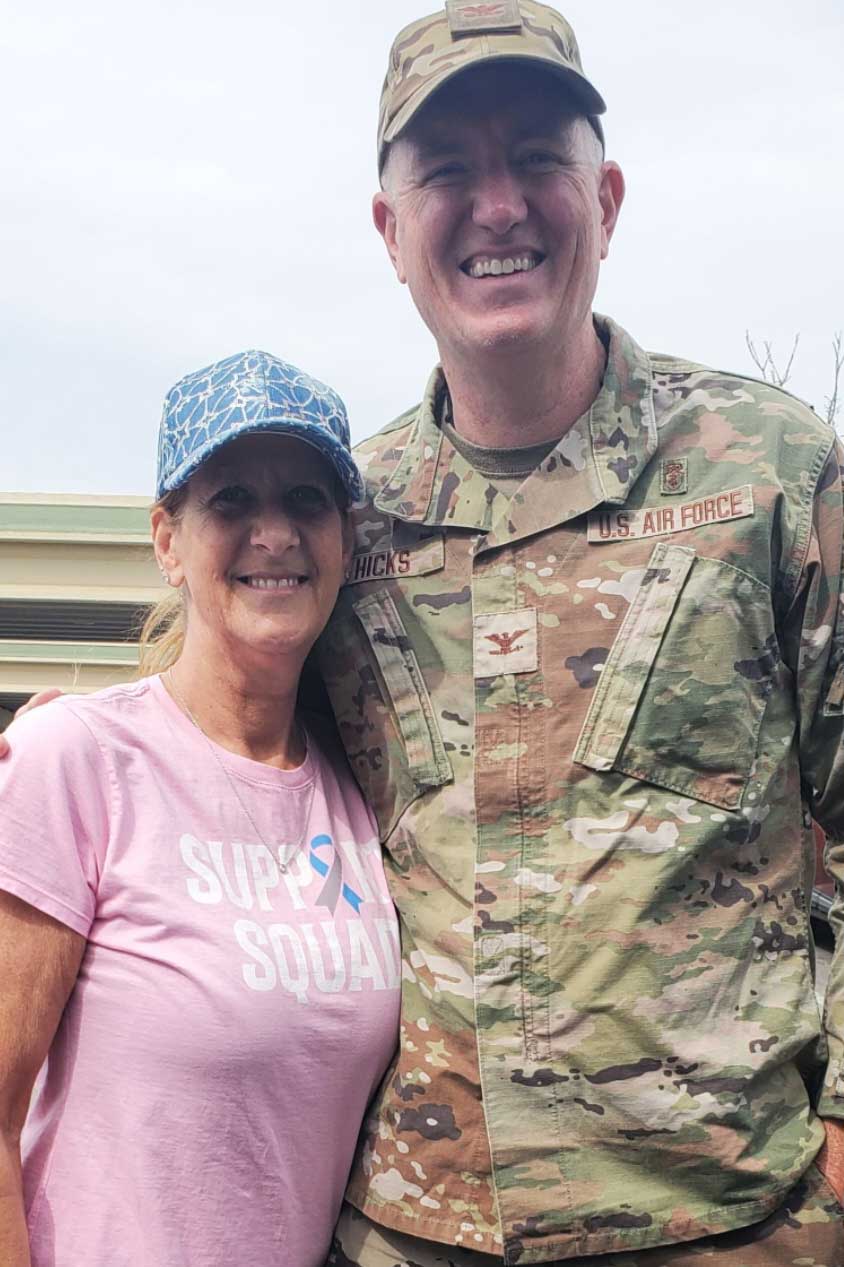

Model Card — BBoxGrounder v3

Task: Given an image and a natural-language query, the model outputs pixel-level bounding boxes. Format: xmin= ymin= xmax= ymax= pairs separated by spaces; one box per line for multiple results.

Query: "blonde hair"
xmin=137 ymin=486 xmax=188 ymax=678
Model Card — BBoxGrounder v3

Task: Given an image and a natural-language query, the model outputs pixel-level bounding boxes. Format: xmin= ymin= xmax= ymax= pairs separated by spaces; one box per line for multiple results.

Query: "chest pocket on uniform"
xmin=574 ymin=541 xmax=776 ymax=810
xmin=318 ymin=589 xmax=452 ymax=840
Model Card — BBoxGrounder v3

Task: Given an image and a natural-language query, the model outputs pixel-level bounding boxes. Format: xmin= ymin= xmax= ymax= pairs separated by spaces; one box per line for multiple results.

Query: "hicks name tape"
xmin=345 ymin=536 xmax=445 ymax=586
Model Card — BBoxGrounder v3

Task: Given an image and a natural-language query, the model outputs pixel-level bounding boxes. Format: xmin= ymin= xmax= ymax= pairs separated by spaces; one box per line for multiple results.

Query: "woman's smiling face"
xmin=152 ymin=432 xmax=352 ymax=670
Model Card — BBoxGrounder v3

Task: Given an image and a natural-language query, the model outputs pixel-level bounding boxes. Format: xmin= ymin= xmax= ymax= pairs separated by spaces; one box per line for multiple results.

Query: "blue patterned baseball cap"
xmin=156 ymin=350 xmax=364 ymax=504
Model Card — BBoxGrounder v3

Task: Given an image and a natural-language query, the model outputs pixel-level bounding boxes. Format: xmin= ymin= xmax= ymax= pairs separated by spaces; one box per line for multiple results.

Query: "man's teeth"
xmin=242 ymin=576 xmax=302 ymax=589
xmin=468 ymin=255 xmax=538 ymax=279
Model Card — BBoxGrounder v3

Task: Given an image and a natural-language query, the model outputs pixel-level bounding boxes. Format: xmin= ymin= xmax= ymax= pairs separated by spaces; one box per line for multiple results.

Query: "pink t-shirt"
xmin=0 ymin=675 xmax=400 ymax=1267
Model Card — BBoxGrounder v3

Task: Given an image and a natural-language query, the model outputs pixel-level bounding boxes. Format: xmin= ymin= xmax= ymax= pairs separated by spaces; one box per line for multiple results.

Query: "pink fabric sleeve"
xmin=0 ymin=699 xmax=110 ymax=935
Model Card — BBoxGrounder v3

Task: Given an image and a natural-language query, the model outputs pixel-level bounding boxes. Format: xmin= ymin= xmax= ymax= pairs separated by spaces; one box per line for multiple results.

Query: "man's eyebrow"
xmin=512 ymin=113 xmax=577 ymax=143
xmin=411 ymin=134 xmax=465 ymax=161
xmin=410 ymin=115 xmax=577 ymax=160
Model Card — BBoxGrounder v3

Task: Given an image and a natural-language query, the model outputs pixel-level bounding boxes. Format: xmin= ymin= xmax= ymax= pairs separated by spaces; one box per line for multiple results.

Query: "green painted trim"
xmin=0 ymin=493 xmax=149 ymax=506
xmin=0 ymin=503 xmax=150 ymax=540
xmin=0 ymin=641 xmax=139 ymax=665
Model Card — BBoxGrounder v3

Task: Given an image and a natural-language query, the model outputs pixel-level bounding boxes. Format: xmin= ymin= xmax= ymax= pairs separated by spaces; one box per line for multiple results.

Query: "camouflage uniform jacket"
xmin=316 ymin=317 xmax=844 ymax=1264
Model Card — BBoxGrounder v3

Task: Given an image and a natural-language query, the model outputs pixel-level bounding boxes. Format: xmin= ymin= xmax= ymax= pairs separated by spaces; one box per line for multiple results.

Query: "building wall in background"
xmin=0 ymin=493 xmax=162 ymax=729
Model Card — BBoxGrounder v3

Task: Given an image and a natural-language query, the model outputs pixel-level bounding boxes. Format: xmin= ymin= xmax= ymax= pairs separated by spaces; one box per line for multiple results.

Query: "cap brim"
xmin=158 ymin=418 xmax=364 ymax=505
xmin=383 ymin=51 xmax=606 ymax=153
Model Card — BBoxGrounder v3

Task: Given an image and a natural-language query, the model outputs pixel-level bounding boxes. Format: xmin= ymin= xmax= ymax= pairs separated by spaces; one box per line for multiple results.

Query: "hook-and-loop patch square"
xmin=446 ymin=1 xmax=523 ymax=36
xmin=473 ymin=608 xmax=538 ymax=677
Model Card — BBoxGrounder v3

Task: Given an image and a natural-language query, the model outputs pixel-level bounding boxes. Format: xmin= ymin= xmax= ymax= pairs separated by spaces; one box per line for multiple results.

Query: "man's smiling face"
xmin=373 ymin=64 xmax=623 ymax=366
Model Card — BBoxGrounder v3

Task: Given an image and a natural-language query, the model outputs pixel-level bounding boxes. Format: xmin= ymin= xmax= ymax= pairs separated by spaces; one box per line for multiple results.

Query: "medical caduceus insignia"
xmin=660 ymin=457 xmax=689 ymax=495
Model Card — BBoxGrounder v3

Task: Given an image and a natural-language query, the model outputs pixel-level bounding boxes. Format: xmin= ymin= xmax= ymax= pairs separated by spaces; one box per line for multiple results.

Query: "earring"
xmin=159 ymin=567 xmax=171 ymax=585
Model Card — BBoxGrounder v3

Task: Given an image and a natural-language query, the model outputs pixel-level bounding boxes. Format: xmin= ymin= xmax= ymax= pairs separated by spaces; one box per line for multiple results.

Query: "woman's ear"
xmin=151 ymin=505 xmax=185 ymax=588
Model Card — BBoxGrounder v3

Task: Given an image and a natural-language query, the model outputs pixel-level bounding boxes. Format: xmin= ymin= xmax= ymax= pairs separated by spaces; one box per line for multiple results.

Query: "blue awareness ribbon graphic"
xmin=309 ymin=834 xmax=363 ymax=914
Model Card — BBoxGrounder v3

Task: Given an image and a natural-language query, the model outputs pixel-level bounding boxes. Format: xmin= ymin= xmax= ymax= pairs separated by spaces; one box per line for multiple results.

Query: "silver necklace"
xmin=164 ymin=668 xmax=312 ymax=872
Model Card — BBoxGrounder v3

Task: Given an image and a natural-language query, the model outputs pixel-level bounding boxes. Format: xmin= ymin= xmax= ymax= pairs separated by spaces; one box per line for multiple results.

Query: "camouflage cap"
xmin=378 ymin=0 xmax=606 ymax=171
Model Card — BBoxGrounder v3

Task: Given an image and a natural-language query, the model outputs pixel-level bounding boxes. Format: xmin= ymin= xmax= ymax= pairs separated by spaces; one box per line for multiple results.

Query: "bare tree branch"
xmin=745 ymin=331 xmax=801 ymax=388
xmin=825 ymin=332 xmax=843 ymax=428
xmin=779 ymin=334 xmax=800 ymax=386
xmin=746 ymin=329 xmax=843 ymax=430
xmin=745 ymin=331 xmax=769 ymax=379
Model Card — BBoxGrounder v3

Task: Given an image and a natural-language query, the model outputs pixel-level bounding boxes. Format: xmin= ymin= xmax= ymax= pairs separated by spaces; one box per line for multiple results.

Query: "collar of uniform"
xmin=482 ymin=316 xmax=658 ymax=549
xmin=373 ymin=366 xmax=497 ymax=528
xmin=589 ymin=314 xmax=657 ymax=503
xmin=373 ymin=316 xmax=657 ymax=532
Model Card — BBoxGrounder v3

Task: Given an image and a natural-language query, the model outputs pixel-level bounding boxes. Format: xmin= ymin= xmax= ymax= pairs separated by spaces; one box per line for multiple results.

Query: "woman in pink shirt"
xmin=0 ymin=351 xmax=400 ymax=1266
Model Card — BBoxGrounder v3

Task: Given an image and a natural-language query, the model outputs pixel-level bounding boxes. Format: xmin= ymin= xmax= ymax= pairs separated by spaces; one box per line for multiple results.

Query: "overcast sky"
xmin=3 ymin=0 xmax=842 ymax=496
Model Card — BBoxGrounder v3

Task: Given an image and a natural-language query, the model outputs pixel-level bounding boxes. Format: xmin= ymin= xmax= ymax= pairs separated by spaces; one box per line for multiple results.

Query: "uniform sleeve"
xmin=781 ymin=437 xmax=844 ymax=1116
xmin=0 ymin=699 xmax=111 ymax=937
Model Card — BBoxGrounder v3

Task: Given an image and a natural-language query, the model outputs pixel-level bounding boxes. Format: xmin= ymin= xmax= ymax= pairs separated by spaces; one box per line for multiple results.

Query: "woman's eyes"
xmin=208 ymin=484 xmax=330 ymax=515
xmin=286 ymin=484 xmax=331 ymax=513
xmin=211 ymin=484 xmax=252 ymax=509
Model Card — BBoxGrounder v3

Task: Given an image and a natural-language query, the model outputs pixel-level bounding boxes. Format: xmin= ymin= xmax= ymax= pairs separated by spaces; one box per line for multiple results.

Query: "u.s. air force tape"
xmin=588 ymin=485 xmax=754 ymax=544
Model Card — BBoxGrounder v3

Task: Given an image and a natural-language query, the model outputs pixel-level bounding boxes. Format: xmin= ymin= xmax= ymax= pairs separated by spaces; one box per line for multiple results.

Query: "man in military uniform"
xmin=321 ymin=2 xmax=844 ymax=1263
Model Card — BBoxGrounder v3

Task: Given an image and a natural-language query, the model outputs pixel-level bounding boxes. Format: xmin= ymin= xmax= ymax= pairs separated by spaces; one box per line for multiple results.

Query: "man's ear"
xmin=150 ymin=505 xmax=185 ymax=588
xmin=372 ymin=191 xmax=407 ymax=284
xmin=598 ymin=161 xmax=625 ymax=261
